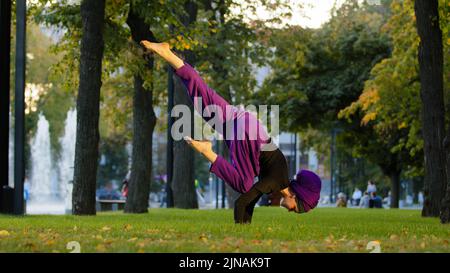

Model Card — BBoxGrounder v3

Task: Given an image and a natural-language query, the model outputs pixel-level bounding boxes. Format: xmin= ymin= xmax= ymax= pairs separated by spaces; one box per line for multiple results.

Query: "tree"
xmin=442 ymin=126 xmax=450 ymax=223
xmin=438 ymin=0 xmax=450 ymax=224
xmin=123 ymin=3 xmax=158 ymax=213
xmin=414 ymin=0 xmax=446 ymax=217
xmin=171 ymin=0 xmax=198 ymax=209
xmin=338 ymin=0 xmax=425 ymax=208
xmin=72 ymin=0 xmax=106 ymax=215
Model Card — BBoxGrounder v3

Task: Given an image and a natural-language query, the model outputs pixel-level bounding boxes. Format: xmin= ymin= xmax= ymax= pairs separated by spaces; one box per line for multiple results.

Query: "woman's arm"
xmin=183 ymin=137 xmax=253 ymax=194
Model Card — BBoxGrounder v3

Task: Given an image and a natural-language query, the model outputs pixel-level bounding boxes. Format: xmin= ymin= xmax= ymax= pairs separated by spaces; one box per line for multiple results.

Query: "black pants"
xmin=234 ymin=147 xmax=290 ymax=224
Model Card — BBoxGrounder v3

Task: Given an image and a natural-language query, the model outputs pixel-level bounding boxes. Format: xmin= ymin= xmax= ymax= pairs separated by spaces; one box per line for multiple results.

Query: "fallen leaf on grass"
xmin=251 ymin=240 xmax=262 ymax=245
xmin=0 ymin=230 xmax=10 ymax=237
xmin=123 ymin=224 xmax=132 ymax=231
xmin=23 ymin=242 xmax=37 ymax=251
xmin=199 ymin=234 xmax=208 ymax=243
xmin=308 ymin=246 xmax=317 ymax=252
xmin=146 ymin=229 xmax=159 ymax=234
xmin=101 ymin=226 xmax=111 ymax=232
xmin=326 ymin=245 xmax=337 ymax=251
xmin=389 ymin=234 xmax=398 ymax=240
xmin=45 ymin=239 xmax=56 ymax=246
xmin=136 ymin=242 xmax=146 ymax=248
xmin=96 ymin=244 xmax=107 ymax=252
xmin=128 ymin=237 xmax=138 ymax=242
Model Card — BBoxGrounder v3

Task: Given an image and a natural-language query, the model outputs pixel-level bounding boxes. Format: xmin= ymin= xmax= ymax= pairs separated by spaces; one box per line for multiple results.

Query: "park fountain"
xmin=58 ymin=108 xmax=77 ymax=214
xmin=27 ymin=113 xmax=62 ymax=214
xmin=27 ymin=110 xmax=76 ymax=214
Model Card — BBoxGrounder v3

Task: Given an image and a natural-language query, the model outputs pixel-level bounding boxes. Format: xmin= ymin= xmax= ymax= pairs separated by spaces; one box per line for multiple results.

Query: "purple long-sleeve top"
xmin=175 ymin=62 xmax=270 ymax=193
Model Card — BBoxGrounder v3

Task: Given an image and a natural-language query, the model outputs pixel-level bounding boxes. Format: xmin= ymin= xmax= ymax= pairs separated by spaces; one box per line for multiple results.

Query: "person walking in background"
xmin=383 ymin=191 xmax=391 ymax=208
xmin=369 ymin=192 xmax=382 ymax=208
xmin=351 ymin=187 xmax=362 ymax=206
xmin=418 ymin=191 xmax=424 ymax=206
xmin=336 ymin=192 xmax=347 ymax=208
xmin=366 ymin=180 xmax=377 ymax=195
xmin=23 ymin=176 xmax=30 ymax=202
xmin=121 ymin=171 xmax=130 ymax=199
xmin=359 ymin=192 xmax=370 ymax=208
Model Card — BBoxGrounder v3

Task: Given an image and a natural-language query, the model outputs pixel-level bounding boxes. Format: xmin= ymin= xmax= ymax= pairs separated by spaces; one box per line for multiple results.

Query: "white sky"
xmin=232 ymin=0 xmax=347 ymax=29
xmin=282 ymin=0 xmax=346 ymax=28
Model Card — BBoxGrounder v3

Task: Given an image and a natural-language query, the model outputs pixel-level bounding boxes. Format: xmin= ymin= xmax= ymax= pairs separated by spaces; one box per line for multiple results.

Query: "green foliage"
xmin=339 ymin=0 xmax=449 ymax=178
xmin=256 ymin=1 xmax=390 ymax=132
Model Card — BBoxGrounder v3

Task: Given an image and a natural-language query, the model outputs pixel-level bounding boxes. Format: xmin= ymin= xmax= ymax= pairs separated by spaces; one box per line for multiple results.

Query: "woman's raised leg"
xmin=140 ymin=40 xmax=232 ymax=125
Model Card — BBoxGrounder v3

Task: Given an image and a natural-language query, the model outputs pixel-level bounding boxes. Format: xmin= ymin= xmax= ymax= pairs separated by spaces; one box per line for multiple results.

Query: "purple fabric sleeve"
xmin=209 ymin=156 xmax=253 ymax=194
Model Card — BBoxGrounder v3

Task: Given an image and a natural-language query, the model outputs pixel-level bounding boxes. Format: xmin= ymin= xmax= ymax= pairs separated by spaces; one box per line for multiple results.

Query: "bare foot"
xmin=140 ymin=40 xmax=184 ymax=69
xmin=140 ymin=41 xmax=170 ymax=55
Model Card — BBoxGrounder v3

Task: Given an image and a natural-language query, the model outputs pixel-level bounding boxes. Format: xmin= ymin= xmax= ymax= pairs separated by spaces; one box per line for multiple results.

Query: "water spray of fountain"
xmin=27 ymin=113 xmax=59 ymax=214
xmin=26 ymin=110 xmax=77 ymax=214
xmin=58 ymin=108 xmax=77 ymax=214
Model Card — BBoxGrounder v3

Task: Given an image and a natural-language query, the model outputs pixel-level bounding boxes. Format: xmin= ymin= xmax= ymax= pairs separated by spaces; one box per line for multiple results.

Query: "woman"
xmin=141 ymin=41 xmax=321 ymax=223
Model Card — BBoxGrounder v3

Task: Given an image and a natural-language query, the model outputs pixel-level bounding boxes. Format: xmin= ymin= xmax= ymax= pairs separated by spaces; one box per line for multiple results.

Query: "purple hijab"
xmin=290 ymin=170 xmax=322 ymax=213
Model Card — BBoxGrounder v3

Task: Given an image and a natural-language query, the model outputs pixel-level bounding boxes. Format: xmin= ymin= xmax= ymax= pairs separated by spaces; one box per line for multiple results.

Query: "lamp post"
xmin=166 ymin=65 xmax=174 ymax=208
xmin=330 ymin=127 xmax=342 ymax=204
xmin=0 ymin=0 xmax=12 ymax=213
xmin=330 ymin=128 xmax=336 ymax=203
xmin=14 ymin=0 xmax=26 ymax=215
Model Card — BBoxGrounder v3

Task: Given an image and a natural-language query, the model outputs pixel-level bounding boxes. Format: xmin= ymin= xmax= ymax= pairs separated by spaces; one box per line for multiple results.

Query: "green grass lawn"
xmin=0 ymin=207 xmax=449 ymax=253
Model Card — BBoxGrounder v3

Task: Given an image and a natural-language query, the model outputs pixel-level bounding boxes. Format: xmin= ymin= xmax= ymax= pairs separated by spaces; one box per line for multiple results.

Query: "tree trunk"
xmin=389 ymin=171 xmax=401 ymax=209
xmin=440 ymin=129 xmax=450 ymax=223
xmin=72 ymin=0 xmax=105 ymax=215
xmin=414 ymin=0 xmax=446 ymax=217
xmin=124 ymin=5 xmax=157 ymax=213
xmin=172 ymin=75 xmax=197 ymax=208
xmin=171 ymin=1 xmax=198 ymax=209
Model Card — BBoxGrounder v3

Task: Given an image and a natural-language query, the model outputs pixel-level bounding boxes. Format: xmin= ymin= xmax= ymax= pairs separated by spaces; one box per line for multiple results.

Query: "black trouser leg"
xmin=234 ymin=187 xmax=263 ymax=224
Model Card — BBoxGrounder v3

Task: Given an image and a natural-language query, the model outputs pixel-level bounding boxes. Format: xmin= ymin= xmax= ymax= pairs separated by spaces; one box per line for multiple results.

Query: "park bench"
xmin=97 ymin=199 xmax=126 ymax=211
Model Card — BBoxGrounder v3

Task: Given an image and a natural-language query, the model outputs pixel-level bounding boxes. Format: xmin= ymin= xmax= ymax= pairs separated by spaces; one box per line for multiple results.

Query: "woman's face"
xmin=280 ymin=195 xmax=298 ymax=212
